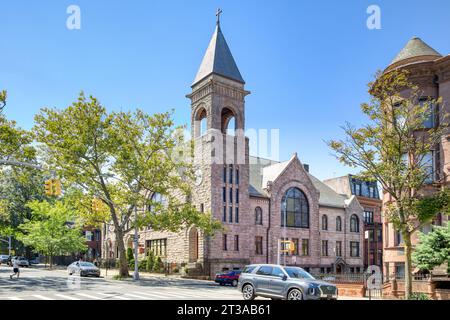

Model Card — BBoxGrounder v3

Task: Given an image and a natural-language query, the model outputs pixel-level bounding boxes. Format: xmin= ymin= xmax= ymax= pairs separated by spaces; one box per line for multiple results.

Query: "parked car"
xmin=215 ymin=270 xmax=241 ymax=287
xmin=0 ymin=255 xmax=10 ymax=264
xmin=67 ymin=261 xmax=100 ymax=277
xmin=238 ymin=264 xmax=338 ymax=300
xmin=12 ymin=257 xmax=30 ymax=267
xmin=29 ymin=257 xmax=40 ymax=265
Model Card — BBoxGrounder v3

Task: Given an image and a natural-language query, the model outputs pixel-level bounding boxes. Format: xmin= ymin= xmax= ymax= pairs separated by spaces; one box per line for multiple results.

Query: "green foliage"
xmin=327 ymin=68 xmax=449 ymax=298
xmin=16 ymin=200 xmax=87 ymax=267
xmin=413 ymin=223 xmax=450 ymax=273
xmin=33 ymin=92 xmax=222 ymax=276
xmin=146 ymin=250 xmax=155 ymax=272
xmin=0 ymin=90 xmax=35 ymax=162
xmin=0 ymin=168 xmax=47 ymax=238
xmin=408 ymin=292 xmax=430 ymax=300
xmin=153 ymin=256 xmax=163 ymax=273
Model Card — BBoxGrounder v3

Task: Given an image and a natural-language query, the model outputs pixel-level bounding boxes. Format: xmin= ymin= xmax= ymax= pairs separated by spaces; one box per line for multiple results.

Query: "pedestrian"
xmin=10 ymin=259 xmax=20 ymax=279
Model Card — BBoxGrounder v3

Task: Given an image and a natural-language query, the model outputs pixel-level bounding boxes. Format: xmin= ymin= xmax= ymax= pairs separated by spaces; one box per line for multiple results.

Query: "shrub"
xmin=408 ymin=292 xmax=430 ymax=300
xmin=153 ymin=256 xmax=163 ymax=273
xmin=138 ymin=258 xmax=147 ymax=271
xmin=126 ymin=248 xmax=133 ymax=262
xmin=146 ymin=251 xmax=155 ymax=272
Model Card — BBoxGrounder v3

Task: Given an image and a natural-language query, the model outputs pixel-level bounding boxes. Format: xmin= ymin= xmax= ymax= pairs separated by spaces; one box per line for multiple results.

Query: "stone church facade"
xmin=104 ymin=18 xmax=364 ymax=278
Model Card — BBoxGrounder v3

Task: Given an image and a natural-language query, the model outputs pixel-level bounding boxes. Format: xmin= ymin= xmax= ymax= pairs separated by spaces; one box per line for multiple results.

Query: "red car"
xmin=215 ymin=270 xmax=242 ymax=287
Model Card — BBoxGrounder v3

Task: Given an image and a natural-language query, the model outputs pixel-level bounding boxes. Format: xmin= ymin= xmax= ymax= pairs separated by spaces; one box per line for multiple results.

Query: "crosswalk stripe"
xmin=123 ymin=293 xmax=150 ymax=299
xmin=54 ymin=293 xmax=81 ymax=300
xmin=132 ymin=291 xmax=164 ymax=299
xmin=96 ymin=293 xmax=131 ymax=300
xmin=75 ymin=292 xmax=102 ymax=300
xmin=33 ymin=294 xmax=54 ymax=300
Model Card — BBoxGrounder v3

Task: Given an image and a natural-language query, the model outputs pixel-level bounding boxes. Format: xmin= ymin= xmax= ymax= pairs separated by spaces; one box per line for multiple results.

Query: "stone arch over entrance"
xmin=188 ymin=227 xmax=199 ymax=263
xmin=334 ymin=257 xmax=347 ymax=274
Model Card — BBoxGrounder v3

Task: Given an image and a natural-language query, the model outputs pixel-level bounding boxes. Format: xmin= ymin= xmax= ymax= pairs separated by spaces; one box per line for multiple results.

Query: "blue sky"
xmin=1 ymin=0 xmax=450 ymax=180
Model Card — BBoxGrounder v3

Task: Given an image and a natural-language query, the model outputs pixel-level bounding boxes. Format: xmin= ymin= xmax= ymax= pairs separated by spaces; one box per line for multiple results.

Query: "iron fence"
xmin=312 ymin=273 xmax=366 ymax=284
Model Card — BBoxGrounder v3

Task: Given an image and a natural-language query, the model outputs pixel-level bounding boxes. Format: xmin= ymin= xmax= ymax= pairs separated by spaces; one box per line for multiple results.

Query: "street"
xmin=0 ymin=266 xmax=367 ymax=301
xmin=0 ymin=266 xmax=244 ymax=300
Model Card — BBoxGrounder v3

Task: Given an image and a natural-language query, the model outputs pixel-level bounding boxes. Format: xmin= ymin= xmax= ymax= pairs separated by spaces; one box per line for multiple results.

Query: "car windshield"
xmin=283 ymin=267 xmax=315 ymax=280
xmin=80 ymin=262 xmax=95 ymax=267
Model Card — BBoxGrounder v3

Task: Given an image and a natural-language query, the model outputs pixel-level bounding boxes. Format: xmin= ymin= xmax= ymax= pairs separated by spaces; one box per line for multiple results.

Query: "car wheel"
xmin=287 ymin=288 xmax=303 ymax=300
xmin=219 ymin=283 xmax=225 ymax=286
xmin=232 ymin=280 xmax=238 ymax=287
xmin=242 ymin=284 xmax=255 ymax=301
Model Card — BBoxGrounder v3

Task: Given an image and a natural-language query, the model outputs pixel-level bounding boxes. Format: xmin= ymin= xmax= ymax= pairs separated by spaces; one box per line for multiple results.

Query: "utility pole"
xmin=133 ymin=206 xmax=139 ymax=281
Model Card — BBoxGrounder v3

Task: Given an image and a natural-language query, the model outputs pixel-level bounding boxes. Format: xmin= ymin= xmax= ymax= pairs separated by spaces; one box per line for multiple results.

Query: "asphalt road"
xmin=0 ymin=265 xmax=244 ymax=300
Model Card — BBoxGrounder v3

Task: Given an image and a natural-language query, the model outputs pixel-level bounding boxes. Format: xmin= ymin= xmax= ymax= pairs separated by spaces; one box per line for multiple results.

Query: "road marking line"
xmin=74 ymin=292 xmax=102 ymax=300
xmin=132 ymin=291 xmax=163 ymax=299
xmin=123 ymin=293 xmax=150 ymax=299
xmin=33 ymin=295 xmax=54 ymax=300
xmin=7 ymin=297 xmax=23 ymax=300
xmin=96 ymin=293 xmax=131 ymax=300
xmin=54 ymin=293 xmax=81 ymax=300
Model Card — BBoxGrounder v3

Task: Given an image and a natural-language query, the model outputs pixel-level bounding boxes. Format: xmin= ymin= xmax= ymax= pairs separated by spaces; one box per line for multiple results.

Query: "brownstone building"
xmin=324 ymin=175 xmax=383 ymax=270
xmin=381 ymin=37 xmax=450 ymax=280
xmin=102 ymin=17 xmax=365 ymax=278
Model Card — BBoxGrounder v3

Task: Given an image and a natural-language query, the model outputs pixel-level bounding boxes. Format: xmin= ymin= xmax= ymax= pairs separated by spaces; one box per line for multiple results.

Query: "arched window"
xmin=350 ymin=215 xmax=359 ymax=232
xmin=255 ymin=207 xmax=263 ymax=225
xmin=195 ymin=107 xmax=207 ymax=137
xmin=221 ymin=107 xmax=236 ymax=135
xmin=336 ymin=216 xmax=342 ymax=231
xmin=148 ymin=192 xmax=168 ymax=215
xmin=281 ymin=187 xmax=309 ymax=228
xmin=322 ymin=215 xmax=328 ymax=231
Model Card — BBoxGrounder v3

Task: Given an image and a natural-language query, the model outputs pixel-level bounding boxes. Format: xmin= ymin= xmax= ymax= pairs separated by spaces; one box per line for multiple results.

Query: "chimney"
xmin=303 ymin=164 xmax=309 ymax=172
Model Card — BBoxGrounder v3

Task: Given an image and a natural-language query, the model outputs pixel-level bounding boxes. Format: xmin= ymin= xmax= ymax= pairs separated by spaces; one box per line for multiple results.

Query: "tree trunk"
xmin=115 ymin=228 xmax=129 ymax=277
xmin=49 ymin=254 xmax=53 ymax=270
xmin=403 ymin=232 xmax=413 ymax=299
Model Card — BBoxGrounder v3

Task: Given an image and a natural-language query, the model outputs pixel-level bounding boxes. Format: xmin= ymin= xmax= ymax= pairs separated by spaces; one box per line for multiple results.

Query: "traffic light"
xmin=280 ymin=240 xmax=295 ymax=254
xmin=52 ymin=179 xmax=62 ymax=196
xmin=92 ymin=198 xmax=104 ymax=212
xmin=44 ymin=179 xmax=53 ymax=196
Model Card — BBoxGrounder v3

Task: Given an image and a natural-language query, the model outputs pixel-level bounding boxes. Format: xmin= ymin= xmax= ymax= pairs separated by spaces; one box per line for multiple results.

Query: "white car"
xmin=67 ymin=261 xmax=100 ymax=277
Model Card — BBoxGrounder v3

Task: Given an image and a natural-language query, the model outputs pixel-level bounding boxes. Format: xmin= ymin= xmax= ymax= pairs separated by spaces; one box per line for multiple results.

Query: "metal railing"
xmin=312 ymin=273 xmax=366 ymax=284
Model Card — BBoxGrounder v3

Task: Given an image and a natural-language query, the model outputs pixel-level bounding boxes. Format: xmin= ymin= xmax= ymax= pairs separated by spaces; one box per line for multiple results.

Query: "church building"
xmin=107 ymin=15 xmax=365 ymax=278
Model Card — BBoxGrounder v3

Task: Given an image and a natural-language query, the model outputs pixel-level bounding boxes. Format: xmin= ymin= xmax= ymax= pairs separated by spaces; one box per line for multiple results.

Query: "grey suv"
xmin=238 ymin=264 xmax=338 ymax=300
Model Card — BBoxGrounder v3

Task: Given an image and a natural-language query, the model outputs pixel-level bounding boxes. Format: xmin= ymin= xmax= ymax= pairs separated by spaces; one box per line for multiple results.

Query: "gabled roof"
xmin=307 ymin=174 xmax=346 ymax=208
xmin=248 ymin=155 xmax=348 ymax=208
xmin=261 ymin=156 xmax=294 ymax=189
xmin=390 ymin=37 xmax=442 ymax=66
xmin=193 ymin=24 xmax=245 ymax=86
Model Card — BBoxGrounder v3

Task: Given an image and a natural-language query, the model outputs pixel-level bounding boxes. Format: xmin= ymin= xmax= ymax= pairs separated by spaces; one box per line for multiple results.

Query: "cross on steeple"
xmin=216 ymin=8 xmax=223 ymax=26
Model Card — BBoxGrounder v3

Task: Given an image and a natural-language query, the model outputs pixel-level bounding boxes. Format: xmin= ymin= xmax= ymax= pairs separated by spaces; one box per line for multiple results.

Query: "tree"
xmin=0 ymin=167 xmax=47 ymax=256
xmin=328 ymin=69 xmax=448 ymax=298
xmin=413 ymin=223 xmax=450 ymax=274
xmin=33 ymin=93 xmax=221 ymax=276
xmin=16 ymin=200 xmax=87 ymax=268
xmin=0 ymin=90 xmax=35 ymax=162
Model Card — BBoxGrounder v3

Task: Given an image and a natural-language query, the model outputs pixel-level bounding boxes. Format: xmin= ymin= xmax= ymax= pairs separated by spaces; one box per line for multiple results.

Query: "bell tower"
xmin=186 ymin=10 xmax=251 ymax=277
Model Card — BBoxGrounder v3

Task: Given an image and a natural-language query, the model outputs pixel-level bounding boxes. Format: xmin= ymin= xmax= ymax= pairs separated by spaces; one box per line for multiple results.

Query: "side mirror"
xmin=282 ymin=275 xmax=288 ymax=281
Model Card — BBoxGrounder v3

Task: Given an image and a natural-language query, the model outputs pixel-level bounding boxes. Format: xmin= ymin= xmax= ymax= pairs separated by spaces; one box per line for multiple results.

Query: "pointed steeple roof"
xmin=193 ymin=22 xmax=245 ymax=86
xmin=390 ymin=37 xmax=442 ymax=65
